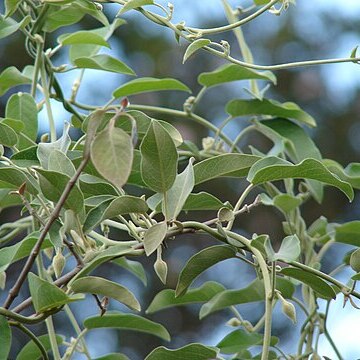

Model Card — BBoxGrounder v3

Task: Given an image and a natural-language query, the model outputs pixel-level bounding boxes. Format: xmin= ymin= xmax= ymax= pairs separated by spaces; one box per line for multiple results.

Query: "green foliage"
xmin=0 ymin=1 xmax=359 ymax=359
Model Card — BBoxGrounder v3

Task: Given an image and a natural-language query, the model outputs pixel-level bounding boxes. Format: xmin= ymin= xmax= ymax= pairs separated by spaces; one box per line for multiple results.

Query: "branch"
xmin=3 ymin=156 xmax=89 ymax=309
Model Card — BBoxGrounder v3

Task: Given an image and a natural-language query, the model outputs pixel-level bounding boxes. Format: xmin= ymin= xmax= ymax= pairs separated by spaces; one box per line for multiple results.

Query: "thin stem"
xmin=3 ymin=156 xmax=90 ymax=309
xmin=230 ymin=124 xmax=257 ymax=152
xmin=323 ymin=301 xmax=343 ymax=360
xmin=31 ymin=39 xmax=44 ymax=97
xmin=10 ymin=322 xmax=50 ymax=360
xmin=187 ymin=0 xmax=280 ymax=35
xmin=40 ymin=55 xmax=57 ymax=142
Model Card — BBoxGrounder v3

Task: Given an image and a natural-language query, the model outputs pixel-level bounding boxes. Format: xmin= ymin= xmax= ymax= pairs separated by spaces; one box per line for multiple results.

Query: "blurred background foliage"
xmin=1 ymin=1 xmax=360 ymax=358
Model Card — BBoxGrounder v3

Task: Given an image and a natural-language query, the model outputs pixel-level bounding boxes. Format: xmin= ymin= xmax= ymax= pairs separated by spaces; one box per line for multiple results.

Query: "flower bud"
xmin=279 ymin=296 xmax=297 ymax=324
xmin=202 ymin=136 xmax=215 ymax=151
xmin=242 ymin=320 xmax=254 ymax=332
xmin=40 ymin=133 xmax=49 ymax=143
xmin=53 ymin=250 xmax=66 ymax=278
xmin=154 ymin=258 xmax=168 ymax=284
xmin=226 ymin=317 xmax=241 ymax=327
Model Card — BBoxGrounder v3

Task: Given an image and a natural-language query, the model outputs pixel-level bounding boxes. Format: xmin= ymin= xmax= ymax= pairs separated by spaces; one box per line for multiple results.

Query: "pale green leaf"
xmin=113 ymin=77 xmax=190 ymax=98
xmin=5 ymin=0 xmax=22 ymax=17
xmin=48 ymin=150 xmax=76 ymax=177
xmin=91 ymin=123 xmax=133 ymax=189
xmin=58 ymin=31 xmax=110 ymax=47
xmin=71 ymin=276 xmax=141 ymax=311
xmin=143 ymin=221 xmax=167 ymax=256
xmin=183 ymin=192 xmax=228 ymax=211
xmin=176 ymin=245 xmax=237 ymax=297
xmin=93 ymin=354 xmax=130 ymax=360
xmin=118 ymin=0 xmax=154 ymax=15
xmin=140 ymin=120 xmax=178 ymax=193
xmin=146 ymin=281 xmax=225 ymax=314
xmin=112 ymin=257 xmax=147 ymax=285
xmin=226 ymin=99 xmax=316 ymax=127
xmin=0 ymin=67 xmax=31 ymax=96
xmin=272 ymin=235 xmax=301 ymax=262
xmin=164 ymin=158 xmax=194 ymax=220
xmin=145 ymin=343 xmax=218 ymax=360
xmin=335 ymin=221 xmax=360 ymax=246
xmin=84 ymin=312 xmax=170 ymax=341
xmin=183 ymin=39 xmax=211 ymax=63
xmin=247 ymin=157 xmax=354 ymax=201
xmin=28 ymin=272 xmax=84 ymax=313
xmin=198 ymin=64 xmax=276 ymax=87
xmin=0 ymin=122 xmax=18 ymax=147
xmin=0 ymin=15 xmax=31 ymax=39
xmin=74 ymin=54 xmax=135 ymax=75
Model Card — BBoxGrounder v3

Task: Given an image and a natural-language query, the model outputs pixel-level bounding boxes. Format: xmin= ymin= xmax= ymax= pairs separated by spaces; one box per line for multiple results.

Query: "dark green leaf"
xmin=183 ymin=39 xmax=211 ymax=63
xmin=194 ymin=154 xmax=260 ymax=185
xmin=0 ymin=316 xmax=11 ymax=360
xmin=199 ymin=277 xmax=294 ymax=318
xmin=71 ymin=276 xmax=141 ymax=311
xmin=140 ymin=120 xmax=178 ymax=193
xmin=36 ymin=169 xmax=84 ymax=213
xmin=198 ymin=64 xmax=276 ymax=87
xmin=0 ymin=122 xmax=18 ymax=147
xmin=176 ymin=245 xmax=237 ymax=297
xmin=84 ymin=312 xmax=170 ymax=341
xmin=183 ymin=192 xmax=228 ymax=211
xmin=226 ymin=99 xmax=316 ymax=127
xmin=28 ymin=272 xmax=84 ymax=313
xmin=217 ymin=329 xmax=278 ymax=354
xmin=74 ymin=54 xmax=135 ymax=75
xmin=79 ymin=174 xmax=119 ymax=197
xmin=146 ymin=281 xmax=225 ymax=314
xmin=247 ymin=157 xmax=354 ymax=201
xmin=0 ymin=67 xmax=31 ymax=96
xmin=11 ymin=145 xmax=39 ymax=167
xmin=280 ymin=267 xmax=336 ymax=300
xmin=0 ymin=167 xmax=38 ymax=194
xmin=113 ymin=77 xmax=190 ymax=98
xmin=5 ymin=0 xmax=22 ymax=17
xmin=335 ymin=221 xmax=360 ymax=246
xmin=145 ymin=343 xmax=218 ymax=360
xmin=16 ymin=334 xmax=64 ymax=360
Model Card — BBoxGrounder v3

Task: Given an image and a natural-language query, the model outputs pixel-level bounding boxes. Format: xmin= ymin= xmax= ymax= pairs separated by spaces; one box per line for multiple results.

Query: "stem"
xmin=40 ymin=55 xmax=57 ymax=142
xmin=3 ymin=156 xmax=90 ymax=309
xmin=323 ymin=301 xmax=343 ymax=360
xmin=31 ymin=39 xmax=44 ymax=97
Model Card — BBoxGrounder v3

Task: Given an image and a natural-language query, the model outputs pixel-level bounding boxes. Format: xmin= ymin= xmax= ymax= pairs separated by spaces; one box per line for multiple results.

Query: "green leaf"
xmin=0 ymin=316 xmax=11 ymax=360
xmin=113 ymin=77 xmax=190 ymax=98
xmin=11 ymin=145 xmax=39 ymax=167
xmin=280 ymin=267 xmax=336 ymax=300
xmin=85 ymin=195 xmax=116 ymax=207
xmin=194 ymin=154 xmax=261 ymax=185
xmin=79 ymin=174 xmax=119 ymax=197
xmin=274 ymin=194 xmax=302 ymax=213
xmin=164 ymin=158 xmax=194 ymax=220
xmin=198 ymin=64 xmax=276 ymax=87
xmin=217 ymin=329 xmax=278 ymax=354
xmin=143 ymin=221 xmax=168 ymax=256
xmin=91 ymin=123 xmax=133 ymax=189
xmin=43 ymin=4 xmax=84 ymax=32
xmin=74 ymin=54 xmax=135 ymax=75
xmin=0 ymin=67 xmax=31 ymax=96
xmin=83 ymin=195 xmax=148 ymax=233
xmin=0 ymin=122 xmax=18 ymax=147
xmin=48 ymin=150 xmax=76 ymax=177
xmin=70 ymin=276 xmax=141 ymax=311
xmin=6 ymin=92 xmax=38 ymax=148
xmin=112 ymin=257 xmax=147 ymax=285
xmin=335 ymin=221 xmax=360 ymax=246
xmin=36 ymin=169 xmax=84 ymax=213
xmin=140 ymin=120 xmax=178 ymax=193
xmin=28 ymin=272 xmax=84 ymax=313
xmin=146 ymin=281 xmax=225 ymax=314
xmin=324 ymin=160 xmax=360 ymax=190
xmin=145 ymin=343 xmax=219 ymax=360
xmin=37 ymin=123 xmax=71 ymax=169
xmin=16 ymin=334 xmax=64 ymax=360
xmin=248 ymin=157 xmax=354 ymax=201
xmin=226 ymin=99 xmax=316 ymax=127
xmin=84 ymin=312 xmax=170 ymax=341
xmin=176 ymin=245 xmax=237 ymax=297
xmin=256 ymin=118 xmax=323 ymax=201
xmin=5 ymin=0 xmax=22 ymax=17
xmin=199 ymin=277 xmax=294 ymax=319
xmin=0 ymin=15 xmax=31 ymax=39
xmin=183 ymin=192 xmax=228 ymax=211
xmin=118 ymin=0 xmax=154 ymax=15
xmin=183 ymin=39 xmax=211 ymax=63
xmin=93 ymin=354 xmax=130 ymax=360
xmin=0 ymin=167 xmax=38 ymax=194
xmin=58 ymin=31 xmax=110 ymax=47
